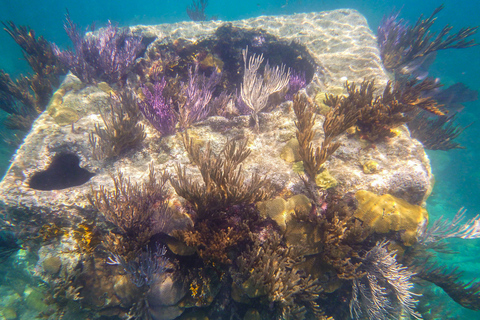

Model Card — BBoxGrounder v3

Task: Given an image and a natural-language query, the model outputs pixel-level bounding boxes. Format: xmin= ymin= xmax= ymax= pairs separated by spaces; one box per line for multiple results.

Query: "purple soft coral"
xmin=377 ymin=12 xmax=407 ymax=54
xmin=138 ymin=78 xmax=177 ymax=136
xmin=52 ymin=13 xmax=143 ymax=84
xmin=178 ymin=64 xmax=220 ymax=129
xmin=285 ymin=70 xmax=307 ymax=100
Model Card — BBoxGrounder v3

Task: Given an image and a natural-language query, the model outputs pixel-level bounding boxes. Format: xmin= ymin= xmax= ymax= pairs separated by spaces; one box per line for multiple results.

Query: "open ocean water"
xmin=0 ymin=0 xmax=479 ymax=319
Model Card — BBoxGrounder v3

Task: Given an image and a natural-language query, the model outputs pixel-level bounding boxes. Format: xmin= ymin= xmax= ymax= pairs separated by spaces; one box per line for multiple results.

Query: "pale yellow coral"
xmin=280 ymin=138 xmax=301 ymax=162
xmin=46 ymin=88 xmax=80 ymax=126
xmin=354 ymin=190 xmax=428 ymax=246
xmin=256 ymin=194 xmax=311 ymax=231
xmin=315 ymin=169 xmax=338 ymax=189
xmin=362 ymin=160 xmax=379 ymax=174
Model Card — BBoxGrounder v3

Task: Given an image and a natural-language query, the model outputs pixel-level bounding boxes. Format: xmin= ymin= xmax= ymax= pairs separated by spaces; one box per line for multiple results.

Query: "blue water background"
xmin=1 ymin=0 xmax=479 ymax=317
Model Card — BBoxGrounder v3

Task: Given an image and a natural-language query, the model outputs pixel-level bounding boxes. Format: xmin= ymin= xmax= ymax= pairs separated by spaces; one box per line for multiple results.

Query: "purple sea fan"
xmin=138 ymin=78 xmax=177 ymax=135
xmin=52 ymin=13 xmax=143 ymax=84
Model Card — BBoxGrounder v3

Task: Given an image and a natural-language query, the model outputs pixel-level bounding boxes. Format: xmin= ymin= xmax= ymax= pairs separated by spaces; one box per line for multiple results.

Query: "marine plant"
xmin=233 ymin=233 xmax=326 ymax=319
xmin=408 ymin=112 xmax=470 ymax=150
xmin=377 ymin=5 xmax=478 ymax=75
xmin=171 ymin=134 xmax=274 ymax=218
xmin=240 ymin=46 xmax=290 ymax=131
xmin=324 ymin=78 xmax=444 ymax=141
xmin=293 ymin=92 xmax=357 ymax=204
xmin=52 ymin=12 xmax=144 ymax=84
xmin=0 ymin=22 xmax=65 ymax=130
xmin=88 ymin=165 xmax=172 ymax=260
xmin=350 ymin=241 xmax=421 ymax=320
xmin=89 ymin=89 xmax=146 ymax=160
xmin=138 ymin=78 xmax=177 ymax=136
xmin=186 ymin=0 xmax=214 ymax=21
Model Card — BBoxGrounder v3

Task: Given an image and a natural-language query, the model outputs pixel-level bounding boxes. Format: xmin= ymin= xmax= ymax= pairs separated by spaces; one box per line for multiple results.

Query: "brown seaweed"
xmin=89 ymin=90 xmax=145 ymax=160
xmin=408 ymin=111 xmax=470 ymax=150
xmin=89 ymin=165 xmax=172 ymax=259
xmin=170 ymin=134 xmax=273 ymax=218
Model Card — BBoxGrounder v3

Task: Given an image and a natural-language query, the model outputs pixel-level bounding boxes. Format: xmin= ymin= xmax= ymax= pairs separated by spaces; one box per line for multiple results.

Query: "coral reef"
xmin=171 ymin=136 xmax=275 ymax=263
xmin=170 ymin=134 xmax=273 ymax=218
xmin=233 ymin=233 xmax=326 ymax=319
xmin=1 ymin=9 xmax=480 ymax=320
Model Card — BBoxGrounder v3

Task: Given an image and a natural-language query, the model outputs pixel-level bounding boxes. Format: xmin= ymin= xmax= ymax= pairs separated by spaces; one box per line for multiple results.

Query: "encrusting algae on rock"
xmin=354 ymin=190 xmax=428 ymax=246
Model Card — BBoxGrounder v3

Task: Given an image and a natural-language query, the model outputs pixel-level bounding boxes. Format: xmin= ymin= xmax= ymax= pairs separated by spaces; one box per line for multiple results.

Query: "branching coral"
xmin=89 ymin=165 xmax=172 ymax=259
xmin=324 ymin=79 xmax=444 ymax=141
xmin=186 ymin=0 xmax=211 ymax=21
xmin=401 ymin=207 xmax=480 ymax=312
xmin=3 ymin=21 xmax=65 ymax=110
xmin=138 ymin=78 xmax=177 ymax=136
xmin=293 ymin=93 xmax=340 ymax=184
xmin=289 ymin=199 xmax=367 ymax=281
xmin=377 ymin=5 xmax=478 ymax=73
xmin=108 ymin=244 xmax=168 ymax=287
xmin=170 ymin=135 xmax=276 ymax=264
xmin=1 ymin=22 xmax=66 ymax=130
xmin=177 ymin=64 xmax=220 ymax=129
xmin=293 ymin=92 xmax=356 ymax=204
xmin=52 ymin=12 xmax=143 ymax=84
xmin=417 ymin=207 xmax=480 ymax=245
xmin=240 ymin=46 xmax=290 ymax=131
xmin=89 ymin=89 xmax=145 ymax=160
xmin=408 ymin=111 xmax=470 ymax=150
xmin=0 ymin=71 xmax=37 ymax=131
xmin=233 ymin=233 xmax=325 ymax=319
xmin=170 ymin=134 xmax=274 ymax=218
xmin=416 ymin=262 xmax=480 ymax=311
xmin=350 ymin=241 xmax=421 ymax=320
xmin=138 ymin=64 xmax=219 ymax=135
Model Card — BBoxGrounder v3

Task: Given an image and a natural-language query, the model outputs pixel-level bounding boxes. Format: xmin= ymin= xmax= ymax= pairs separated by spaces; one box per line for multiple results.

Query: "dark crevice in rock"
xmin=28 ymin=153 xmax=95 ymax=190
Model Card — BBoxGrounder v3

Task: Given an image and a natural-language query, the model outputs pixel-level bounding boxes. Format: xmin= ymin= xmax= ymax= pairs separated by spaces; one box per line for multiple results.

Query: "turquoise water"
xmin=0 ymin=0 xmax=479 ymax=319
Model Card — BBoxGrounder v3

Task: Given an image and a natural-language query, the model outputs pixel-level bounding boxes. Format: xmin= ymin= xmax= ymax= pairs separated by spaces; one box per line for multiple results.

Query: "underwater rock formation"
xmin=0 ymin=9 xmax=447 ymax=320
xmin=0 ymin=9 xmax=420 ymax=218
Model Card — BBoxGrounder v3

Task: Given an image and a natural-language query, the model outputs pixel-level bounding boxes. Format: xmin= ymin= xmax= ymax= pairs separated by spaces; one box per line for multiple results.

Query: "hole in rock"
xmin=28 ymin=153 xmax=95 ymax=190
